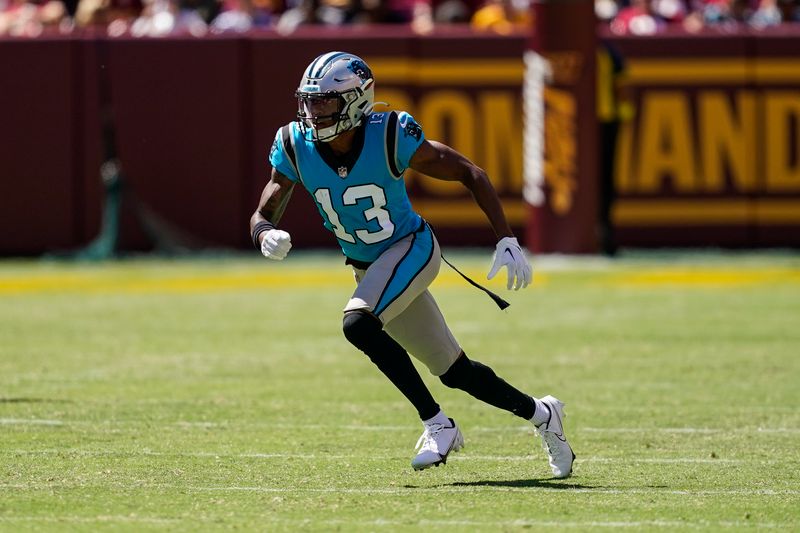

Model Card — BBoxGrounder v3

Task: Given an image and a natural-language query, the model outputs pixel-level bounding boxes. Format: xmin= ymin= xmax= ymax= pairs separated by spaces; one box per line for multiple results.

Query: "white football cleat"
xmin=535 ymin=395 xmax=575 ymax=478
xmin=411 ymin=418 xmax=464 ymax=471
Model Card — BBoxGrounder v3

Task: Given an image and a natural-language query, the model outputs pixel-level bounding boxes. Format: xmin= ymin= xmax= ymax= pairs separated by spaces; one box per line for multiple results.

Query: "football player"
xmin=250 ymin=51 xmax=574 ymax=477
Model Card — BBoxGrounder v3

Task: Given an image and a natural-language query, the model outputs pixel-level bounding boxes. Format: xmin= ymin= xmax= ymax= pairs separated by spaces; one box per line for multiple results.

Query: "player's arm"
xmin=250 ymin=168 xmax=295 ymax=260
xmin=251 ymin=168 xmax=295 ymax=228
xmin=409 ymin=139 xmax=532 ymax=290
xmin=409 ymin=139 xmax=512 ymax=240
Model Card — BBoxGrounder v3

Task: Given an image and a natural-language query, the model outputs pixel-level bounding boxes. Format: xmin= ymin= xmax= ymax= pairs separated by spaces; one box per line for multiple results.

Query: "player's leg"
xmin=342 ymin=309 xmax=439 ymax=421
xmin=384 ymin=288 xmax=536 ymax=418
xmin=343 ymin=223 xmax=462 ymax=470
xmin=440 ymin=353 xmax=575 ymax=477
xmin=380 ymin=288 xmax=465 ymax=470
xmin=387 ymin=289 xmax=575 ymax=478
xmin=440 ymin=354 xmax=537 ymax=419
xmin=343 ymin=222 xmax=440 ymax=422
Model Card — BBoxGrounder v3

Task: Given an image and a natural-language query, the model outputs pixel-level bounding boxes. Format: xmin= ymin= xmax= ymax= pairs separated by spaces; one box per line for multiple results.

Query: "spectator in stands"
xmin=75 ymin=0 xmax=142 ymax=33
xmin=38 ymin=0 xmax=67 ymax=27
xmin=652 ymin=0 xmax=688 ymax=22
xmin=0 ymin=0 xmax=67 ymax=35
xmin=128 ymin=0 xmax=209 ymax=36
xmin=730 ymin=0 xmax=754 ymax=22
xmin=0 ymin=0 xmax=36 ymax=34
xmin=128 ymin=0 xmax=173 ymax=35
xmin=211 ymin=0 xmax=280 ymax=32
xmin=364 ymin=0 xmax=437 ymax=32
xmin=610 ymin=0 xmax=667 ymax=34
xmin=471 ymin=0 xmax=531 ymax=34
xmin=348 ymin=0 xmax=386 ymax=24
xmin=682 ymin=0 xmax=750 ymax=31
xmin=352 ymin=0 xmax=477 ymax=28
xmin=277 ymin=0 xmax=357 ymax=32
xmin=211 ymin=0 xmax=262 ymax=33
xmin=277 ymin=0 xmax=436 ymax=33
xmin=174 ymin=0 xmax=212 ymax=33
xmin=377 ymin=0 xmax=430 ymax=26
xmin=596 ymin=0 xmax=619 ymax=22
xmin=749 ymin=0 xmax=782 ymax=26
xmin=186 ymin=0 xmax=219 ymax=23
xmin=701 ymin=0 xmax=739 ymax=24
xmin=433 ymin=0 xmax=475 ymax=22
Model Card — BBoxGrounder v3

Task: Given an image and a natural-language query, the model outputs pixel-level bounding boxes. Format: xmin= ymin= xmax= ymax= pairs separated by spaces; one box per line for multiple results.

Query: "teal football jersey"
xmin=269 ymin=111 xmax=426 ymax=263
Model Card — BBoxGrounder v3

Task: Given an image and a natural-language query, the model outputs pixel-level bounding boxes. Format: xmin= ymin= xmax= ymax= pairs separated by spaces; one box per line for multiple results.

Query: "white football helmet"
xmin=296 ymin=51 xmax=375 ymax=142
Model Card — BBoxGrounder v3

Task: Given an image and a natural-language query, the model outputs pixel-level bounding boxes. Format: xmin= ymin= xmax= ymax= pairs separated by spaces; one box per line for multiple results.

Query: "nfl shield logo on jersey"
xmin=338 ymin=166 xmax=348 ymax=178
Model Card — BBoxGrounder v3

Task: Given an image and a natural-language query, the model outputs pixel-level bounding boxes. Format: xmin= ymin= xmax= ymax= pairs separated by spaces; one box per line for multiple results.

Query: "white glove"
xmin=487 ymin=236 xmax=532 ymax=290
xmin=260 ymin=229 xmax=292 ymax=261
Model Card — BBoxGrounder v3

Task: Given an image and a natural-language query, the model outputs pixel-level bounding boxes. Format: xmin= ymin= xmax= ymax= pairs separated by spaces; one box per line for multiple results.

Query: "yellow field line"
xmin=609 ymin=269 xmax=800 ymax=287
xmin=0 ymin=266 xmax=797 ymax=294
xmin=0 ymin=269 xmax=501 ymax=295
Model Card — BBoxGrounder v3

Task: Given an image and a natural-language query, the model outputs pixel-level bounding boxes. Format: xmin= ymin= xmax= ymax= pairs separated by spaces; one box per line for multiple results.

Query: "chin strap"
xmin=368 ymin=101 xmax=389 ymax=113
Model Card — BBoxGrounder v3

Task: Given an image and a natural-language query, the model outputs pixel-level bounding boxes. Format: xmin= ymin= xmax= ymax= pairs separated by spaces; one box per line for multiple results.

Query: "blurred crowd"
xmin=0 ymin=0 xmax=531 ymax=37
xmin=1 ymin=0 xmax=798 ymax=37
xmin=599 ymin=0 xmax=800 ymax=34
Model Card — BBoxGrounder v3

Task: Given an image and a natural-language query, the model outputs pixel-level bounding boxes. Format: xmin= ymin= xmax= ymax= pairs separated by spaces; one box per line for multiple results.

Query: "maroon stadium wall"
xmin=0 ymin=28 xmax=527 ymax=255
xmin=607 ymin=28 xmax=800 ymax=248
xmin=0 ymin=28 xmax=798 ymax=255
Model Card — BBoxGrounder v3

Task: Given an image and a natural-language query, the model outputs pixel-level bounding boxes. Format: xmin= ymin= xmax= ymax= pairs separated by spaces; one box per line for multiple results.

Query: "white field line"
xmin=581 ymin=427 xmax=800 ymax=435
xmin=2 ymin=418 xmax=799 ymax=435
xmin=2 ymin=449 xmax=794 ymax=465
xmin=0 ymin=482 xmax=798 ymax=497
xmin=0 ymin=418 xmax=65 ymax=426
xmin=0 ymin=516 xmax=786 ymax=529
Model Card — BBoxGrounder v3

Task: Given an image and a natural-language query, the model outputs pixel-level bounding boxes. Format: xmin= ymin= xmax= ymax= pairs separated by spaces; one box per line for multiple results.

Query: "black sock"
xmin=343 ymin=311 xmax=440 ymax=420
xmin=440 ymin=353 xmax=535 ymax=420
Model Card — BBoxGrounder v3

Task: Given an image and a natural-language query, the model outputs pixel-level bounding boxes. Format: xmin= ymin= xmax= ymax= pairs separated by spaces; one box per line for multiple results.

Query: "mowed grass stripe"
xmin=3 ymin=449 xmax=796 ymax=465
xmin=2 ymin=482 xmax=798 ymax=496
xmin=2 ymin=418 xmax=798 ymax=434
xmin=0 ymin=516 xmax=782 ymax=528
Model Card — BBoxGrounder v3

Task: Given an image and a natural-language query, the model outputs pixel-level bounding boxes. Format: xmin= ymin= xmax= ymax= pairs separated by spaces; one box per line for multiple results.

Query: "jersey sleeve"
xmin=394 ymin=111 xmax=425 ymax=173
xmin=268 ymin=127 xmax=300 ymax=183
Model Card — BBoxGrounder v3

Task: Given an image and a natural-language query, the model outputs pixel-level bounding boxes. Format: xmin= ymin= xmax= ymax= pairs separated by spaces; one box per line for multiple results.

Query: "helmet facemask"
xmin=296 ymin=89 xmax=361 ymax=142
xmin=295 ymin=52 xmax=375 ymax=143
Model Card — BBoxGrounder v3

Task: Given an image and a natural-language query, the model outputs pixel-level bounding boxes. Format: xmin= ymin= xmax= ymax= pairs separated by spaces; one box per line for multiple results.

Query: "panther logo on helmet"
xmin=348 ymin=59 xmax=372 ymax=82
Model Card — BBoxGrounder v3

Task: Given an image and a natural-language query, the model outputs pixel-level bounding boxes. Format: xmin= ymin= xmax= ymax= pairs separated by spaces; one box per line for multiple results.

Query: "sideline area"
xmin=0 ymin=251 xmax=797 ymax=294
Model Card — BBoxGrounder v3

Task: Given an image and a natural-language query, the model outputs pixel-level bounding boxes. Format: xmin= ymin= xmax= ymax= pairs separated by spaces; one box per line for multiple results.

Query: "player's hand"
xmin=260 ymin=229 xmax=292 ymax=261
xmin=487 ymin=236 xmax=532 ymax=290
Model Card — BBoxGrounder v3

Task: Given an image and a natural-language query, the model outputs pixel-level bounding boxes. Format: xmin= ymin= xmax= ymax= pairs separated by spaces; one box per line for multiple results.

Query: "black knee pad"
xmin=342 ymin=310 xmax=382 ymax=348
xmin=439 ymin=353 xmax=473 ymax=389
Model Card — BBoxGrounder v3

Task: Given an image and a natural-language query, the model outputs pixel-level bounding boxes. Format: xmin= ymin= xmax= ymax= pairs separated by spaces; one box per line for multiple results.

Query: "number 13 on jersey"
xmin=314 ymin=184 xmax=395 ymax=245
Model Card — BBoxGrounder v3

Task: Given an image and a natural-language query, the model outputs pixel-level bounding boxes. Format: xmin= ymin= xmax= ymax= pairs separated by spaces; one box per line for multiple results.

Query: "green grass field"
xmin=1 ymin=252 xmax=799 ymax=531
